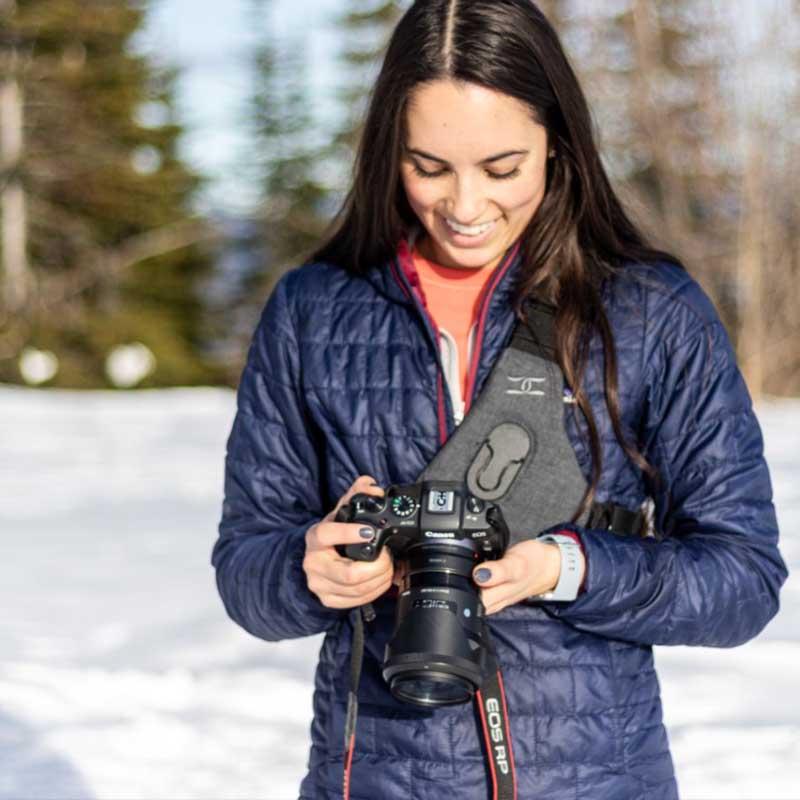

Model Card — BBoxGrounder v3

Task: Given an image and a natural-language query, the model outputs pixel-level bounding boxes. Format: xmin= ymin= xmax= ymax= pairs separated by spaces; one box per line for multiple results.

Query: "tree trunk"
xmin=0 ymin=0 xmax=30 ymax=312
xmin=736 ymin=143 xmax=765 ymax=401
xmin=629 ymin=0 xmax=693 ymax=253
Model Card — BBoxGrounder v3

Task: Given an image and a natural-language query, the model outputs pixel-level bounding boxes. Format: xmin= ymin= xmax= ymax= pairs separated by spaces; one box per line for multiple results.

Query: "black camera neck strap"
xmin=475 ymin=647 xmax=517 ymax=800
xmin=342 ymin=605 xmax=518 ymax=800
xmin=342 ymin=603 xmax=372 ymax=800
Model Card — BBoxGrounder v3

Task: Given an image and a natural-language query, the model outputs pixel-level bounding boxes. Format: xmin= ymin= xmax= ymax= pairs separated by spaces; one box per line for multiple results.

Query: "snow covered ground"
xmin=0 ymin=386 xmax=797 ymax=800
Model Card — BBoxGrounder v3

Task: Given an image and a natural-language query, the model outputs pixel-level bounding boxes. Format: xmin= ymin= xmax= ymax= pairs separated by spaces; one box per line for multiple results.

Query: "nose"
xmin=445 ymin=175 xmax=488 ymax=225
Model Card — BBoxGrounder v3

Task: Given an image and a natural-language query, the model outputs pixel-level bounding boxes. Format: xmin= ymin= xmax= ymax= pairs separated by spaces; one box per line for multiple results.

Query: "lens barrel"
xmin=382 ymin=543 xmax=491 ymax=707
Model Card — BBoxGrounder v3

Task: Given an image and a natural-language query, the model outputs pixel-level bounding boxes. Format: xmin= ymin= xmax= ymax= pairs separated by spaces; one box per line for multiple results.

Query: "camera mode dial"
xmin=391 ymin=495 xmax=417 ymax=518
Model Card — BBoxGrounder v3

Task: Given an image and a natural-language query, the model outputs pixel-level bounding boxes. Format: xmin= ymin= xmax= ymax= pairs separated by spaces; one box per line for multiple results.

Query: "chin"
xmin=435 ymin=241 xmax=505 ymax=270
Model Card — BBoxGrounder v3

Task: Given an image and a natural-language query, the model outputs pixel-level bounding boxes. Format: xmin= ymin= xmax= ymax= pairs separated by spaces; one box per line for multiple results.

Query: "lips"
xmin=436 ymin=213 xmax=503 ymax=249
xmin=443 ymin=216 xmax=498 ymax=237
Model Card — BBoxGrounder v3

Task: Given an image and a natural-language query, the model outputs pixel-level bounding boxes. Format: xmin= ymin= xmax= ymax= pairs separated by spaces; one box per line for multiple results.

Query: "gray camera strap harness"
xmin=343 ymin=299 xmax=645 ymax=800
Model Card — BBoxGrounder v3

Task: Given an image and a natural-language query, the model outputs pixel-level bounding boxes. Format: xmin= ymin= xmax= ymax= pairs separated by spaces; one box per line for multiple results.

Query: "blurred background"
xmin=0 ymin=0 xmax=797 ymax=798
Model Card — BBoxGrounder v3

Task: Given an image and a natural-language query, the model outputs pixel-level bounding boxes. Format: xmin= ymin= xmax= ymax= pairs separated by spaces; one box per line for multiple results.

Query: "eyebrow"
xmin=406 ymin=147 xmax=529 ymax=165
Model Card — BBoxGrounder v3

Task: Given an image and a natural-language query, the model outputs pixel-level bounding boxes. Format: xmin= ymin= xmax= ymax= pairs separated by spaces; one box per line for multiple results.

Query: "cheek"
xmin=401 ymin=171 xmax=440 ymax=215
xmin=502 ymin=172 xmax=547 ymax=213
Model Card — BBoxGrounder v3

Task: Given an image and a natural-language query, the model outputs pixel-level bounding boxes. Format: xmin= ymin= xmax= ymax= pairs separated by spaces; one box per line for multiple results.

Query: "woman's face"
xmin=400 ymin=79 xmax=551 ymax=271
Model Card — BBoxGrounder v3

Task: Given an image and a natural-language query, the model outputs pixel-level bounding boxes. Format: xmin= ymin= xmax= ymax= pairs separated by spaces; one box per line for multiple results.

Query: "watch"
xmin=529 ymin=533 xmax=585 ymax=602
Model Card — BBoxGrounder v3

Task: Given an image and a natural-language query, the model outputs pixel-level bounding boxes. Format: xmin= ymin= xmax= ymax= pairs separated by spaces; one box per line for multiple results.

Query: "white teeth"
xmin=444 ymin=217 xmax=496 ymax=236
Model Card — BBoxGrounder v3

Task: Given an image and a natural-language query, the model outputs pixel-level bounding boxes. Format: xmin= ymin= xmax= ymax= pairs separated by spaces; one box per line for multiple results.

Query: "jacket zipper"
xmin=390 ymin=241 xmax=521 ymax=444
xmin=389 ymin=256 xmax=449 ymax=446
xmin=463 ymin=242 xmax=521 ymax=415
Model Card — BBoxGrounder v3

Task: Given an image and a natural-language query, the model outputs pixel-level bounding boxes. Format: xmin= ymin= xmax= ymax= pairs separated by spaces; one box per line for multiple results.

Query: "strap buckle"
xmin=588 ymin=501 xmax=645 ymax=535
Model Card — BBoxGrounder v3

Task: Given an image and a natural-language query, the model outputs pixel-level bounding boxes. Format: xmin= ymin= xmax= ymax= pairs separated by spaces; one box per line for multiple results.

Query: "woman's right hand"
xmin=303 ymin=475 xmax=394 ymax=610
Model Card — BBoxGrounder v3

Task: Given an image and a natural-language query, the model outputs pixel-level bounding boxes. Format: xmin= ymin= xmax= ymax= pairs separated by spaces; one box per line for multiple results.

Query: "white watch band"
xmin=530 ymin=534 xmax=585 ymax=602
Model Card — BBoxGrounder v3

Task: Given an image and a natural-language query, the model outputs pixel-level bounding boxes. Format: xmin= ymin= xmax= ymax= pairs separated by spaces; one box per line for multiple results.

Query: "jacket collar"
xmin=363 ymin=225 xmax=525 ymax=313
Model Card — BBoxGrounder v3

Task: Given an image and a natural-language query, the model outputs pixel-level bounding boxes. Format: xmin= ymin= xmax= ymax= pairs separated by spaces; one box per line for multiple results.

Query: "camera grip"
xmin=334 ymin=505 xmax=381 ymax=561
xmin=335 ymin=541 xmax=379 ymax=561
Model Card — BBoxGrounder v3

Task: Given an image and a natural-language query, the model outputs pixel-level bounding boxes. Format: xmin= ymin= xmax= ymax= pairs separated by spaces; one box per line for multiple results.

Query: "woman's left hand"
xmin=472 ymin=539 xmax=567 ymax=616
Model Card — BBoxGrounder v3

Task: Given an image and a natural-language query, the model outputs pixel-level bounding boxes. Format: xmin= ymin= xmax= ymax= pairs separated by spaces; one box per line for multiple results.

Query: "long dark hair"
xmin=312 ymin=0 xmax=680 ymax=516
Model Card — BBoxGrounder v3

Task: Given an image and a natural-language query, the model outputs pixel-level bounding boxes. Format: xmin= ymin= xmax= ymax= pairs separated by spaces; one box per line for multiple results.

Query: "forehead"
xmin=404 ymin=79 xmax=546 ymax=158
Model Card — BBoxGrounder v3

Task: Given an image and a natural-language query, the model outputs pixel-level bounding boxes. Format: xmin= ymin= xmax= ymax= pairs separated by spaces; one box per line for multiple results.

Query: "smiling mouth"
xmin=442 ymin=215 xmax=499 ymax=237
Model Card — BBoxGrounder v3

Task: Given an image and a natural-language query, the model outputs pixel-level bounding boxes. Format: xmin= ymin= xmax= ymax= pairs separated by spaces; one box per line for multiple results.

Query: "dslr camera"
xmin=335 ymin=480 xmax=509 ymax=707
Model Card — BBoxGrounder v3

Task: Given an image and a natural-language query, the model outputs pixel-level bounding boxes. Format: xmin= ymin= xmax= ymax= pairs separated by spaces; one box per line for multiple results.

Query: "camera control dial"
xmin=391 ymin=495 xmax=417 ymax=518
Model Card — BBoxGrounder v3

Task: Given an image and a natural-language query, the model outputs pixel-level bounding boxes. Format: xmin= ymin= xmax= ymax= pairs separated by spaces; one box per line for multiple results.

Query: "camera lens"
xmin=389 ymin=671 xmax=473 ymax=706
xmin=382 ymin=543 xmax=491 ymax=707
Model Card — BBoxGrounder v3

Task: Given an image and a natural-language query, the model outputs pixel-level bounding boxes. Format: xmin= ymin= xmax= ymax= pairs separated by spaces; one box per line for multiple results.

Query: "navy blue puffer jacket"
xmin=212 ymin=242 xmax=788 ymax=800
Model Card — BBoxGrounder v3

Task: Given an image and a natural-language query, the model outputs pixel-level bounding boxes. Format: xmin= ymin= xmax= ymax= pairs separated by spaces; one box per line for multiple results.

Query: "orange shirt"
xmin=411 ymin=245 xmax=497 ymax=403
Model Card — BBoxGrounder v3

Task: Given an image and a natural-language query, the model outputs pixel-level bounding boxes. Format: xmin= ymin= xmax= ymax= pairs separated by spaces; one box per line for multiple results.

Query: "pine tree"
xmin=0 ymin=0 xmax=222 ymax=387
xmin=250 ymin=1 xmax=330 ymax=274
xmin=332 ymin=1 xmax=403 ymax=157
xmin=221 ymin=0 xmax=334 ymax=368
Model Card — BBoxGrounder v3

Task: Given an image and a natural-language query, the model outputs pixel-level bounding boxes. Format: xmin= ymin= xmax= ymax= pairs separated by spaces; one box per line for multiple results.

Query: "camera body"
xmin=335 ymin=480 xmax=508 ymax=562
xmin=335 ymin=481 xmax=509 ymax=707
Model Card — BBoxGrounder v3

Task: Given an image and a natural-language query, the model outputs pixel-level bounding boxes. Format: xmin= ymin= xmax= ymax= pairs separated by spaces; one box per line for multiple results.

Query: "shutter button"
xmin=467 ymin=497 xmax=484 ymax=513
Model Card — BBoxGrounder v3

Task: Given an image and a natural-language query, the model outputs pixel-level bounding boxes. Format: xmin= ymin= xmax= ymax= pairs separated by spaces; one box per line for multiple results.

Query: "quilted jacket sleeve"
xmin=211 ymin=271 xmax=342 ymax=641
xmin=537 ymin=282 xmax=789 ymax=647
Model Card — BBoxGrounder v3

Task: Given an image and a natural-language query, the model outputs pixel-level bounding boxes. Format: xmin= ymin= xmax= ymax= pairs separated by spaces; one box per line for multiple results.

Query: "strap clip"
xmin=588 ymin=501 xmax=645 ymax=535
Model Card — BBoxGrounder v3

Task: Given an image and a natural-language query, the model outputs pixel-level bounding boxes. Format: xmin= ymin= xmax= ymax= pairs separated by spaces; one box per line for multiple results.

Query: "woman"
xmin=212 ymin=2 xmax=788 ymax=798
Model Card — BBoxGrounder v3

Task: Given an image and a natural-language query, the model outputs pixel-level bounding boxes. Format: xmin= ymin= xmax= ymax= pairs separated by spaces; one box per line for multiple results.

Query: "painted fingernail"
xmin=359 ymin=527 xmax=375 ymax=540
xmin=475 ymin=568 xmax=491 ymax=584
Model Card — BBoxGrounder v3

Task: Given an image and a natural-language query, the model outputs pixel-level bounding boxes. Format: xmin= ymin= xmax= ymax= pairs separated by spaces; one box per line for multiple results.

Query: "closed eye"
xmin=411 ymin=163 xmax=521 ymax=181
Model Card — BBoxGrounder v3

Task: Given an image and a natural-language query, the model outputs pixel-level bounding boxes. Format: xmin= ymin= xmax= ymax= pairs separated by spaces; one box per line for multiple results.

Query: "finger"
xmin=342 ymin=475 xmax=386 ymax=506
xmin=392 ymin=560 xmax=408 ymax=588
xmin=350 ymin=474 xmax=384 ymax=493
xmin=479 ymin=583 xmax=526 ymax=616
xmin=308 ymin=521 xmax=379 ymax=552
xmin=360 ymin=574 xmax=395 ymax=604
xmin=317 ymin=574 xmax=394 ymax=610
xmin=472 ymin=556 xmax=522 ymax=589
xmin=309 ymin=545 xmax=392 ymax=586
xmin=327 ymin=547 xmax=393 ymax=586
xmin=327 ymin=475 xmax=385 ymax=520
xmin=310 ymin=549 xmax=392 ymax=608
xmin=339 ymin=475 xmax=385 ymax=505
xmin=310 ymin=567 xmax=393 ymax=600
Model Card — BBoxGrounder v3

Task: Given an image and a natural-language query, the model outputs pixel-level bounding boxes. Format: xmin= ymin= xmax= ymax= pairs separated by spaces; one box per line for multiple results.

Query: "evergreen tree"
xmin=223 ymin=0 xmax=333 ymax=366
xmin=250 ymin=1 xmax=329 ymax=277
xmin=237 ymin=0 xmax=405 ymax=349
xmin=331 ymin=1 xmax=403 ymax=157
xmin=0 ymin=0 xmax=222 ymax=387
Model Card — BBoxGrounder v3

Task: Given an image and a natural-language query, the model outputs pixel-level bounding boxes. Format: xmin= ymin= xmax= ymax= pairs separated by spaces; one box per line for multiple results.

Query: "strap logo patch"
xmin=506 ymin=376 xmax=545 ymax=396
xmin=485 ymin=697 xmax=510 ymax=775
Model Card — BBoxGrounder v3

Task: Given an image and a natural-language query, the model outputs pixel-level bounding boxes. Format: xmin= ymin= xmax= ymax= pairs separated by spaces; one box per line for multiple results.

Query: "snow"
xmin=0 ymin=386 xmax=797 ymax=799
